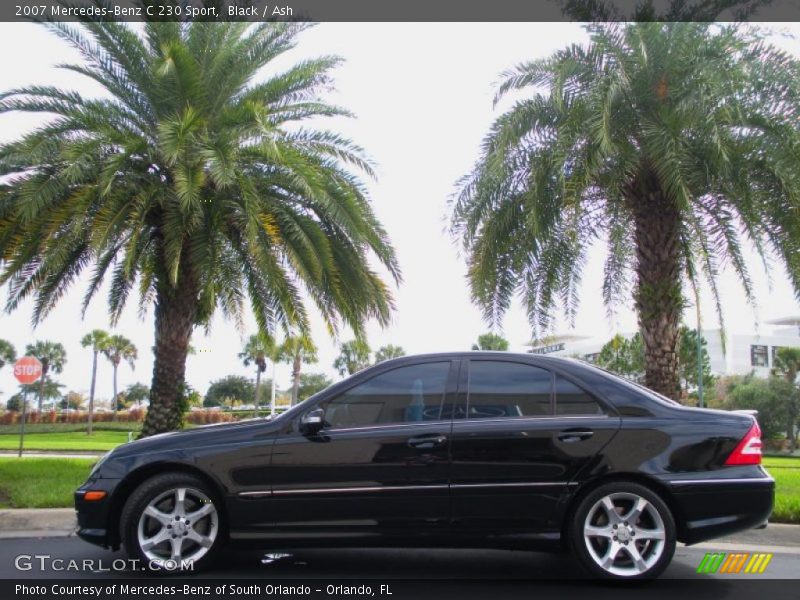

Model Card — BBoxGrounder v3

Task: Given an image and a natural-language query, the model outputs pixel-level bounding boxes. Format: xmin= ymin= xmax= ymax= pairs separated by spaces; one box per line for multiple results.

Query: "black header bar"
xmin=3 ymin=0 xmax=800 ymax=23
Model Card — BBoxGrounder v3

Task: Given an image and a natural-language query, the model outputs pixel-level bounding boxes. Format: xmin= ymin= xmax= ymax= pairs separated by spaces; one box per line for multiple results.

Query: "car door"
xmin=267 ymin=359 xmax=458 ymax=539
xmin=450 ymin=358 xmax=620 ymax=534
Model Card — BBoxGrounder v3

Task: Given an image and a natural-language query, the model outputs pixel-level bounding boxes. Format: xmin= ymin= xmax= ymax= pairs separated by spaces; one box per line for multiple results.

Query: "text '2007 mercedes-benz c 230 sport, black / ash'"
xmin=75 ymin=352 xmax=774 ymax=579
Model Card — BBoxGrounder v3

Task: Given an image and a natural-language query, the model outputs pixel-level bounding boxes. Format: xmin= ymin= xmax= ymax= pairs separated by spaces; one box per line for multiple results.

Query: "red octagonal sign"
xmin=14 ymin=356 xmax=43 ymax=385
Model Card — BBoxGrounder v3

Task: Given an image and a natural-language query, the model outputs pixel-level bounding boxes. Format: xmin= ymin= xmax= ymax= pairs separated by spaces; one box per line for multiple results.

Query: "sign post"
xmin=13 ymin=356 xmax=43 ymax=457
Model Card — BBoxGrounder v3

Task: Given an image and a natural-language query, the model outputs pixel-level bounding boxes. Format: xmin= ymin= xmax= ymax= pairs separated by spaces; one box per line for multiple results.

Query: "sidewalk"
xmin=1 ymin=507 xmax=799 ymax=548
xmin=0 ymin=451 xmax=105 ymax=458
xmin=0 ymin=508 xmax=76 ymax=539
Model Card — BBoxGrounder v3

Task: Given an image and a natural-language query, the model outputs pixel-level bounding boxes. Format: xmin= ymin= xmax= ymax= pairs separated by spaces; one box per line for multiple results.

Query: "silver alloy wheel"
xmin=136 ymin=486 xmax=218 ymax=568
xmin=583 ymin=492 xmax=666 ymax=577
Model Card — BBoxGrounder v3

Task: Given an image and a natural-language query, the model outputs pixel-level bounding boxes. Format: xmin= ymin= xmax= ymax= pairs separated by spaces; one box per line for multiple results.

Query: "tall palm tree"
xmin=278 ymin=334 xmax=318 ymax=405
xmin=239 ymin=333 xmax=274 ymax=415
xmin=24 ymin=340 xmax=66 ymax=412
xmin=452 ymin=23 xmax=800 ymax=400
xmin=80 ymin=329 xmax=109 ymax=434
xmin=0 ymin=339 xmax=16 ymax=370
xmin=0 ymin=18 xmax=399 ymax=435
xmin=772 ymin=347 xmax=800 ymax=451
xmin=101 ymin=334 xmax=137 ymax=420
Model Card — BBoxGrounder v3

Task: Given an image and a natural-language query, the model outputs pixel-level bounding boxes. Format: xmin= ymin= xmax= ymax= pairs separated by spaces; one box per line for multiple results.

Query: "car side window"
xmin=322 ymin=362 xmax=450 ymax=429
xmin=554 ymin=375 xmax=605 ymax=415
xmin=467 ymin=361 xmax=553 ymax=419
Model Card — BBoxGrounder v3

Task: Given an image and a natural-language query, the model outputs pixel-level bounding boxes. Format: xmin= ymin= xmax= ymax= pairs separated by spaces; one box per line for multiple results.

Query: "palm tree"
xmin=24 ymin=341 xmax=66 ymax=412
xmin=334 ymin=339 xmax=371 ymax=377
xmin=471 ymin=333 xmax=509 ymax=351
xmin=0 ymin=19 xmax=399 ymax=435
xmin=101 ymin=335 xmax=137 ymax=420
xmin=80 ymin=329 xmax=109 ymax=434
xmin=472 ymin=333 xmax=508 ymax=352
xmin=239 ymin=333 xmax=274 ymax=415
xmin=451 ymin=23 xmax=800 ymax=400
xmin=772 ymin=347 xmax=800 ymax=452
xmin=374 ymin=344 xmax=405 ymax=363
xmin=0 ymin=339 xmax=15 ymax=370
xmin=278 ymin=334 xmax=318 ymax=405
xmin=17 ymin=380 xmax=65 ymax=410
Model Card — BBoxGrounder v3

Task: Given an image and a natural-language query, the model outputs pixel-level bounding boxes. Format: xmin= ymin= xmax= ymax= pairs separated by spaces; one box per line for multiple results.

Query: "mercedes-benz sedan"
xmin=75 ymin=352 xmax=774 ymax=579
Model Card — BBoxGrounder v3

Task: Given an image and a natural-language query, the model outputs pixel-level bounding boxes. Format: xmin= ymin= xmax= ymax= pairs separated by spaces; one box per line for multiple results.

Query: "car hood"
xmin=110 ymin=417 xmax=282 ymax=458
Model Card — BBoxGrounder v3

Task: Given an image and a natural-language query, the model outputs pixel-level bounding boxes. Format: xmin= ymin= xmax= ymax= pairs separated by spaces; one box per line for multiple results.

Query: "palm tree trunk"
xmin=627 ymin=174 xmax=682 ymax=401
xmin=87 ymin=350 xmax=97 ymax=435
xmin=291 ymin=354 xmax=301 ymax=405
xmin=254 ymin=368 xmax=261 ymax=416
xmin=141 ymin=254 xmax=198 ymax=437
xmin=37 ymin=368 xmax=47 ymax=413
xmin=789 ymin=390 xmax=798 ymax=452
xmin=111 ymin=363 xmax=118 ymax=422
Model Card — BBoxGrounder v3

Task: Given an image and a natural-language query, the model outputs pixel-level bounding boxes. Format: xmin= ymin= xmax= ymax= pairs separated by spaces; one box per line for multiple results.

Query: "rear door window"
xmin=554 ymin=375 xmax=605 ymax=415
xmin=467 ymin=361 xmax=553 ymax=419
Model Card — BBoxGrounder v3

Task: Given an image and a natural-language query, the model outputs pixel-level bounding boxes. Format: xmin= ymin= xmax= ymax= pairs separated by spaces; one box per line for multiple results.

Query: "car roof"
xmin=375 ymin=350 xmax=569 ymax=360
xmin=373 ymin=351 xmax=582 ymax=368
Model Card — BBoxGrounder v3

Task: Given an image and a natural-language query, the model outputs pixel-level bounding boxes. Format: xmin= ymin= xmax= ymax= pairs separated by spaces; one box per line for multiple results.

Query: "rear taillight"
xmin=724 ymin=420 xmax=762 ymax=466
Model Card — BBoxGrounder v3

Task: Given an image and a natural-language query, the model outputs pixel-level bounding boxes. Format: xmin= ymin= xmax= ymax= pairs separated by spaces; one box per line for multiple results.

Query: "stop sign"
xmin=13 ymin=356 xmax=43 ymax=385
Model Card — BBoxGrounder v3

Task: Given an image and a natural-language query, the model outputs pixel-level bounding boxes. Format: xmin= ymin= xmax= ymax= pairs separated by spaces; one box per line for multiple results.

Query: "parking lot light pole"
xmin=696 ymin=303 xmax=704 ymax=409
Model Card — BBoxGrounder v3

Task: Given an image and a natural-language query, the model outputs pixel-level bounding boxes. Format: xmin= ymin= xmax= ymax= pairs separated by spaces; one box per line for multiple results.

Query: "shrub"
xmin=184 ymin=410 xmax=236 ymax=425
xmin=718 ymin=375 xmax=793 ymax=440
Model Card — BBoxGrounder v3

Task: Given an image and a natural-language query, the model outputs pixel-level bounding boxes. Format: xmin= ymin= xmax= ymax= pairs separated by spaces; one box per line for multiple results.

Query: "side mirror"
xmin=299 ymin=408 xmax=325 ymax=435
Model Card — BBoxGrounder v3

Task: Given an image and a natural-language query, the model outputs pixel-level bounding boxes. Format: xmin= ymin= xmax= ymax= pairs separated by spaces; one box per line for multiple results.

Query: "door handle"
xmin=557 ymin=429 xmax=594 ymax=443
xmin=407 ymin=434 xmax=448 ymax=449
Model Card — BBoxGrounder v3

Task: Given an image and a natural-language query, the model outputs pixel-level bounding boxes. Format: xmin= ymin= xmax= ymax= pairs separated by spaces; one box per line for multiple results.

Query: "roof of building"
xmin=526 ymin=333 xmax=592 ymax=347
xmin=765 ymin=316 xmax=800 ymax=326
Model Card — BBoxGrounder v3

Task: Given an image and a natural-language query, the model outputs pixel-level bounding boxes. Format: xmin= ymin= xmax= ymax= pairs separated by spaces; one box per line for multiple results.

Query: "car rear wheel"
xmin=570 ymin=482 xmax=676 ymax=579
xmin=120 ymin=472 xmax=224 ymax=573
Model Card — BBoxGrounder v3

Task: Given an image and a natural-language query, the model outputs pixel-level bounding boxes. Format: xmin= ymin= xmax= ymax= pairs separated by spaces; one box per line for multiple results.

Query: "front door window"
xmin=322 ymin=362 xmax=451 ymax=429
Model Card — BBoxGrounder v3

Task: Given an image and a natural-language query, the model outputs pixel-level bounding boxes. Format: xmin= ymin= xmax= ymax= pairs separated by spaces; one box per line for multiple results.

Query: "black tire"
xmin=120 ymin=472 xmax=225 ymax=574
xmin=569 ymin=481 xmax=676 ymax=580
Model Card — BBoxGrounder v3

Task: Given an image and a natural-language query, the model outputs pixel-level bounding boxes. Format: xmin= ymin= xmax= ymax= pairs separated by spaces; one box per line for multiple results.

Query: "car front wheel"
xmin=120 ymin=472 xmax=223 ymax=573
xmin=570 ymin=481 xmax=676 ymax=580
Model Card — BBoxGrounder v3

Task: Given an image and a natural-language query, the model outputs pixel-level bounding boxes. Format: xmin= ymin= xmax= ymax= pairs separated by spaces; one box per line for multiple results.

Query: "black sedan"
xmin=75 ymin=352 xmax=774 ymax=579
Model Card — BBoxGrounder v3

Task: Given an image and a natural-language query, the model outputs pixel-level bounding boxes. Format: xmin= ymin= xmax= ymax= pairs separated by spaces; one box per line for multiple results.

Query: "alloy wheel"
xmin=582 ymin=491 xmax=666 ymax=577
xmin=136 ymin=486 xmax=219 ymax=567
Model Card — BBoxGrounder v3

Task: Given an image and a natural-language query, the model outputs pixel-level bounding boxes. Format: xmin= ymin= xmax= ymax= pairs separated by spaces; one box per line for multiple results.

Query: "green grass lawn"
xmin=0 ymin=430 xmax=130 ymax=451
xmin=763 ymin=456 xmax=800 ymax=524
xmin=0 ymin=457 xmax=94 ymax=508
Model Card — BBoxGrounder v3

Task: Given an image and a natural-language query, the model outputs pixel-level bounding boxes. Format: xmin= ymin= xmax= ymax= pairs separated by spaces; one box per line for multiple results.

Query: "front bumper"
xmin=74 ymin=478 xmax=121 ymax=549
xmin=668 ymin=470 xmax=775 ymax=545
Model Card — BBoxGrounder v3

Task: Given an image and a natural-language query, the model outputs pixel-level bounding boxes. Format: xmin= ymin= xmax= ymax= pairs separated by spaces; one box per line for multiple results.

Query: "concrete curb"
xmin=0 ymin=508 xmax=76 ymax=539
xmin=0 ymin=452 xmax=105 ymax=458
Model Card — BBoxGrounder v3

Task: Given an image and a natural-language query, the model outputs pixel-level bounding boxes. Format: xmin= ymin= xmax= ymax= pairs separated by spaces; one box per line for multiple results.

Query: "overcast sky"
xmin=1 ymin=22 xmax=799 ymax=403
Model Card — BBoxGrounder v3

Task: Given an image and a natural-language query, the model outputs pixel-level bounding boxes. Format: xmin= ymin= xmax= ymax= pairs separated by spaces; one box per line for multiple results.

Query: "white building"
xmin=527 ymin=316 xmax=800 ymax=377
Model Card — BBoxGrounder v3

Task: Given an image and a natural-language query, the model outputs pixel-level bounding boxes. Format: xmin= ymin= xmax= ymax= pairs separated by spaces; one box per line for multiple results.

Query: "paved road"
xmin=0 ymin=536 xmax=797 ymax=580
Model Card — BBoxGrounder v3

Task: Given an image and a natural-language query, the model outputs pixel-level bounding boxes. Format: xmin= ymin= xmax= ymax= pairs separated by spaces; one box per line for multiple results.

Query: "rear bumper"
xmin=668 ymin=470 xmax=774 ymax=545
xmin=74 ymin=478 xmax=121 ymax=549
